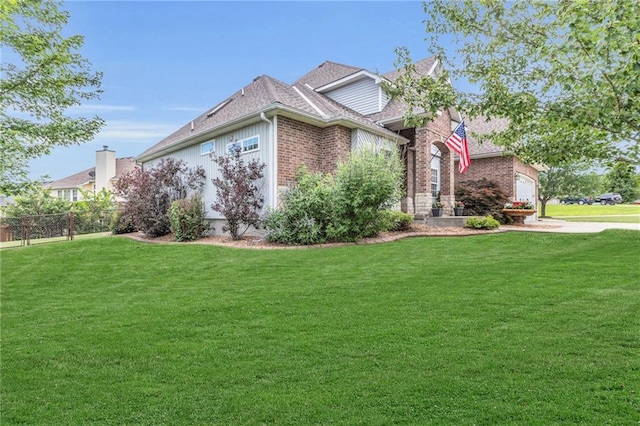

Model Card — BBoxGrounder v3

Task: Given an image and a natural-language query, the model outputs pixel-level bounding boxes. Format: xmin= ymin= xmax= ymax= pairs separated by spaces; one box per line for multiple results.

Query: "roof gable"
xmin=294 ymin=61 xmax=363 ymax=89
xmin=382 ymin=56 xmax=437 ymax=81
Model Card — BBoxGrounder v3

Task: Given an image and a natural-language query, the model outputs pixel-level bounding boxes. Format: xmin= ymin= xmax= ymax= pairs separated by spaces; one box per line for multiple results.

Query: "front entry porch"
xmin=413 ymin=214 xmax=470 ymax=227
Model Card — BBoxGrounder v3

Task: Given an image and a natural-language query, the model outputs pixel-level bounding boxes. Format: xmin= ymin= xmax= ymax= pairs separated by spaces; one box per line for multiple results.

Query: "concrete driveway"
xmin=503 ymin=217 xmax=640 ymax=233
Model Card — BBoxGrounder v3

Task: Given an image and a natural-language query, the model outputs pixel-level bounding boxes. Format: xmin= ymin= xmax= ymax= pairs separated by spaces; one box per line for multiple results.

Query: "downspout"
xmin=260 ymin=112 xmax=276 ymax=208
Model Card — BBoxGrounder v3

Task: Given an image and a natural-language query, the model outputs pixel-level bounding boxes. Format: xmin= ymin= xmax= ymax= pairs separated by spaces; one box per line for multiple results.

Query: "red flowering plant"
xmin=504 ymin=201 xmax=535 ymax=210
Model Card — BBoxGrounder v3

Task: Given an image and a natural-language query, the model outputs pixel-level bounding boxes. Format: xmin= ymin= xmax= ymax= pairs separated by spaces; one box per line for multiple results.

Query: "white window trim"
xmin=227 ymin=135 xmax=260 ymax=154
xmin=200 ymin=140 xmax=215 ymax=156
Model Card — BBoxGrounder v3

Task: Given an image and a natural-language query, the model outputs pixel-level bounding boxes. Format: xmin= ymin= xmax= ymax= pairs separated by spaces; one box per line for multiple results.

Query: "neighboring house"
xmin=46 ymin=146 xmax=138 ymax=201
xmin=138 ymin=58 xmax=541 ymax=232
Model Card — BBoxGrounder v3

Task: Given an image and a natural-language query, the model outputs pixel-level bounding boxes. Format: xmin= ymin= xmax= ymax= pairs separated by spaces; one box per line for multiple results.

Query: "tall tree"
xmin=0 ymin=0 xmax=104 ymax=195
xmin=606 ymin=160 xmax=638 ymax=202
xmin=387 ymin=0 xmax=639 ymax=166
xmin=538 ymin=164 xmax=603 ymax=217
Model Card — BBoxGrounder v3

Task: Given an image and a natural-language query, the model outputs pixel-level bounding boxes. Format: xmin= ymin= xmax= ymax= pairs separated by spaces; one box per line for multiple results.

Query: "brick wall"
xmin=320 ymin=125 xmax=351 ymax=174
xmin=454 ymin=156 xmax=539 ymax=200
xmin=455 ymin=156 xmax=515 ymax=197
xmin=276 ymin=116 xmax=351 ymax=186
xmin=276 ymin=116 xmax=323 ymax=185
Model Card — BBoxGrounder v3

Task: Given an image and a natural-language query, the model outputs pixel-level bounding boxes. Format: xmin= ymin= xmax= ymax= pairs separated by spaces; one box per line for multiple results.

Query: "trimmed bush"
xmin=465 ymin=215 xmax=500 ymax=230
xmin=455 ymin=179 xmax=510 ymax=224
xmin=379 ymin=210 xmax=414 ymax=232
xmin=169 ymin=196 xmax=207 ymax=242
xmin=110 ymin=210 xmax=136 ymax=234
xmin=263 ymin=170 xmax=334 ymax=245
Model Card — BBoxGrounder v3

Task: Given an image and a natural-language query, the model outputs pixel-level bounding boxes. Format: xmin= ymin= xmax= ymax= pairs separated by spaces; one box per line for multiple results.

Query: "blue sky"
xmin=29 ymin=1 xmax=437 ymax=181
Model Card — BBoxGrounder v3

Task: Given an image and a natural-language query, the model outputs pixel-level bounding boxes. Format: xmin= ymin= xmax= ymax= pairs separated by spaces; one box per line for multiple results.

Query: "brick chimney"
xmin=95 ymin=145 xmax=116 ymax=192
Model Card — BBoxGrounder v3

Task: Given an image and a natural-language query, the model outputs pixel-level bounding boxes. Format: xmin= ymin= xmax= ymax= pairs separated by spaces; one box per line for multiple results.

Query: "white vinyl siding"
xmin=351 ymin=129 xmax=395 ymax=152
xmin=142 ymin=122 xmax=273 ymax=219
xmin=325 ymin=77 xmax=388 ymax=116
xmin=380 ymin=89 xmax=390 ymax=111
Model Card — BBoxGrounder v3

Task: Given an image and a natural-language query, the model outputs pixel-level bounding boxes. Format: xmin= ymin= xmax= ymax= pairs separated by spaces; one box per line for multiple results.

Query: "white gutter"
xmin=259 ymin=112 xmax=277 ymax=208
xmin=137 ymin=104 xmax=408 ymax=163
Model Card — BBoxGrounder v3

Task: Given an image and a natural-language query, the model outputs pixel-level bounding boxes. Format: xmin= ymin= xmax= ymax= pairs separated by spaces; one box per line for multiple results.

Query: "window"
xmin=431 ymin=168 xmax=439 ymax=199
xmin=243 ymin=136 xmax=259 ymax=152
xmin=72 ymin=189 xmax=78 ymax=202
xmin=431 ymin=146 xmax=441 ymax=205
xmin=57 ymin=190 xmax=63 ymax=199
xmin=201 ymin=140 xmax=215 ymax=155
xmin=227 ymin=135 xmax=260 ymax=154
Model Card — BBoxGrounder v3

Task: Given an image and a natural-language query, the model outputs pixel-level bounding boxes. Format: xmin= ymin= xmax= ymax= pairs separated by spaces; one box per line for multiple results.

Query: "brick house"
xmin=137 ymin=58 xmax=542 ymax=233
xmin=457 ymin=117 xmax=543 ymax=221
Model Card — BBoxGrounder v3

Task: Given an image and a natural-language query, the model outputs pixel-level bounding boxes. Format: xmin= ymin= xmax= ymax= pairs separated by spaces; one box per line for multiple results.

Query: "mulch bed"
xmin=119 ymin=223 xmax=510 ymax=250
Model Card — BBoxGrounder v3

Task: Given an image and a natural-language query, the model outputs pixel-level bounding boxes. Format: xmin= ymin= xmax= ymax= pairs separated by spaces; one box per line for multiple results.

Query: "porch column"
xmin=414 ymin=126 xmax=433 ymax=215
xmin=436 ymin=141 xmax=456 ymax=215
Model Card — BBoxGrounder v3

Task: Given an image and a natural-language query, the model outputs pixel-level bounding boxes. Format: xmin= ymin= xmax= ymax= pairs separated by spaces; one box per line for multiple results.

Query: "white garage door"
xmin=516 ymin=174 xmax=537 ymax=223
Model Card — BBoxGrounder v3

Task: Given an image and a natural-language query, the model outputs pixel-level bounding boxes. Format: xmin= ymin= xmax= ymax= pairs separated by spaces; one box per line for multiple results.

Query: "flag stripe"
xmin=445 ymin=120 xmax=470 ymax=174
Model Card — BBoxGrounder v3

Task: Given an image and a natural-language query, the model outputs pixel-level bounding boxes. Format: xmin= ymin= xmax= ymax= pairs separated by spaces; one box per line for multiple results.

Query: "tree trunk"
xmin=540 ymin=199 xmax=548 ymax=217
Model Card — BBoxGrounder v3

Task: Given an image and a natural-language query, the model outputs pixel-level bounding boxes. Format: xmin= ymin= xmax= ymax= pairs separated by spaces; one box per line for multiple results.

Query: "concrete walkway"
xmin=502 ymin=218 xmax=640 ymax=234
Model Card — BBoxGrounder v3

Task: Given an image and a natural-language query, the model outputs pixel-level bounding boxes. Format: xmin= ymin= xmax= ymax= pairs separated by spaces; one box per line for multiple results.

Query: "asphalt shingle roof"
xmin=47 ymin=157 xmax=138 ymax=190
xmin=138 ymin=72 xmax=405 ymax=161
xmin=294 ymin=61 xmax=363 ymax=89
xmin=139 ymin=57 xmax=447 ymax=161
xmin=465 ymin=116 xmax=510 ymax=157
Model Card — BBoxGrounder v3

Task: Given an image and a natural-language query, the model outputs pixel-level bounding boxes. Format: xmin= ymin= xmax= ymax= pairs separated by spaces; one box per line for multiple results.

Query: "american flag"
xmin=445 ymin=120 xmax=470 ymax=174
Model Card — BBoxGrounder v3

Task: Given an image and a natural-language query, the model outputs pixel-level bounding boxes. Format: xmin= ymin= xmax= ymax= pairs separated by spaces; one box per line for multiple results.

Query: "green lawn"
xmin=562 ymin=215 xmax=640 ymax=224
xmin=543 ymin=203 xmax=640 ymax=217
xmin=0 ymin=231 xmax=110 ymax=249
xmin=2 ymin=233 xmax=639 ymax=424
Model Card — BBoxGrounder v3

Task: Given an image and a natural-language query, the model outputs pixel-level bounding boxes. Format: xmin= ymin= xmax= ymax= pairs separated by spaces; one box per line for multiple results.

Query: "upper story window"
xmin=201 ymin=140 xmax=215 ymax=155
xmin=227 ymin=135 xmax=260 ymax=154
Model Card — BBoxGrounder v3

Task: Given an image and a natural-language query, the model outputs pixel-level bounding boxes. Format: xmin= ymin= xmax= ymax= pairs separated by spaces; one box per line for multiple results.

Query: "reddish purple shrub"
xmin=211 ymin=148 xmax=266 ymax=240
xmin=114 ymin=158 xmax=205 ymax=237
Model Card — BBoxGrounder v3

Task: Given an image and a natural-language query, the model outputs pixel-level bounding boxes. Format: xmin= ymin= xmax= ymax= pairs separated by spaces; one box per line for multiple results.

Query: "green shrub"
xmin=169 ymin=195 xmax=207 ymax=242
xmin=330 ymin=149 xmax=405 ymax=241
xmin=379 ymin=210 xmax=414 ymax=231
xmin=465 ymin=215 xmax=500 ymax=230
xmin=110 ymin=210 xmax=136 ymax=234
xmin=264 ymin=150 xmax=405 ymax=245
xmin=263 ymin=170 xmax=334 ymax=245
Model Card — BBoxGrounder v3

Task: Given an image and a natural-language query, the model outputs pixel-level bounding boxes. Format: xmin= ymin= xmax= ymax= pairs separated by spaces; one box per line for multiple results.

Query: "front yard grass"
xmin=2 ymin=232 xmax=639 ymax=424
xmin=561 ymin=215 xmax=640 ymax=223
xmin=544 ymin=203 xmax=640 ymax=217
